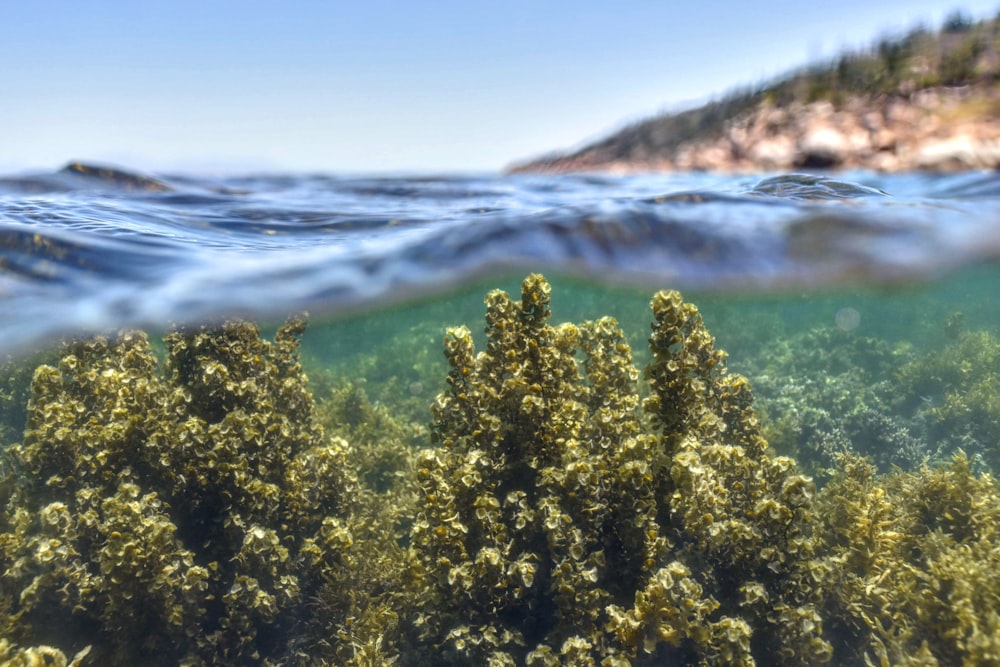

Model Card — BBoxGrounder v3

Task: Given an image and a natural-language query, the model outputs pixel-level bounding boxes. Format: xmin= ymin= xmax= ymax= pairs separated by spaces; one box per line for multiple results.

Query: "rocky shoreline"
xmin=508 ymin=85 xmax=1000 ymax=174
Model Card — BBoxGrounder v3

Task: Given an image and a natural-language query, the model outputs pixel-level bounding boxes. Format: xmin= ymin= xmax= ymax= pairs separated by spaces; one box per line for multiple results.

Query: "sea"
xmin=4 ymin=161 xmax=1000 ymax=664
xmin=3 ymin=163 xmax=1000 ymax=355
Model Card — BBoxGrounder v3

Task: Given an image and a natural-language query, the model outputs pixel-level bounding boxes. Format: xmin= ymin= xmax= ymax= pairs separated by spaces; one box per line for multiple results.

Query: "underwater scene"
xmin=4 ymin=165 xmax=1000 ymax=665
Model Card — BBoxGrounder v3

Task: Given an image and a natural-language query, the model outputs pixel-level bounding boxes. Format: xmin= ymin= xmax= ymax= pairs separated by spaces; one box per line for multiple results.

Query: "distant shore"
xmin=508 ymin=85 xmax=1000 ymax=174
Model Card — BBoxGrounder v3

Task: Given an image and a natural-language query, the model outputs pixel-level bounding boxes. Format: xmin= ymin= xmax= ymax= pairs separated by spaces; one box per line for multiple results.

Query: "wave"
xmin=1 ymin=162 xmax=999 ymax=355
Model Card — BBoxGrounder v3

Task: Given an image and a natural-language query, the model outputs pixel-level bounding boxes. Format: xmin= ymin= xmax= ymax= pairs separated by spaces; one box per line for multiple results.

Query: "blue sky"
xmin=2 ymin=1 xmax=997 ymax=174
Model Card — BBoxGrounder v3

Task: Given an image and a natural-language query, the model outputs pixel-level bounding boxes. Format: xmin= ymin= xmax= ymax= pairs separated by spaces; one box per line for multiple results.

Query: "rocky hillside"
xmin=509 ymin=11 xmax=1000 ymax=173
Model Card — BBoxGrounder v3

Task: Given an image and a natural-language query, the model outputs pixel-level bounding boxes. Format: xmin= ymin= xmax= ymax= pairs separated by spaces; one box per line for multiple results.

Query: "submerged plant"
xmin=748 ymin=327 xmax=927 ymax=479
xmin=2 ymin=275 xmax=1000 ymax=666
xmin=892 ymin=326 xmax=1000 ymax=471
xmin=408 ymin=274 xmax=830 ymax=665
xmin=0 ymin=349 xmax=55 ymax=453
xmin=814 ymin=452 xmax=1000 ymax=665
xmin=0 ymin=318 xmax=405 ymax=665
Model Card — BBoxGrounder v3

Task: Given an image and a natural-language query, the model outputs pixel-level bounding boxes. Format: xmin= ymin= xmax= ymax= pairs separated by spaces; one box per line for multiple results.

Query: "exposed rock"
xmin=509 ymin=86 xmax=1000 ymax=174
xmin=912 ymin=135 xmax=1000 ymax=169
xmin=747 ymin=136 xmax=796 ymax=169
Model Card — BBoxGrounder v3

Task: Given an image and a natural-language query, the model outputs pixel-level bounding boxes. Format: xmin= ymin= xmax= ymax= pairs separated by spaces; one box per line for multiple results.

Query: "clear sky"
xmin=2 ymin=1 xmax=997 ymax=174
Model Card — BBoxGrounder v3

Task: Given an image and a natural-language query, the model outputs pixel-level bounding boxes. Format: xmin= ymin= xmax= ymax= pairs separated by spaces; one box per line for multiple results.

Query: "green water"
xmin=300 ymin=263 xmax=1000 ymax=433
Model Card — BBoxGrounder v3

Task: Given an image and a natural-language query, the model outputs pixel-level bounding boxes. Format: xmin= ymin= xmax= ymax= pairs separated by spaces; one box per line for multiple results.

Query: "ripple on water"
xmin=0 ymin=164 xmax=999 ymax=354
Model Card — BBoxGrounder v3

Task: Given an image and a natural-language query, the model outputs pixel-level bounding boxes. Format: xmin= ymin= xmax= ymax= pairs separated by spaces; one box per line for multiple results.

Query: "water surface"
xmin=3 ymin=163 xmax=1000 ymax=355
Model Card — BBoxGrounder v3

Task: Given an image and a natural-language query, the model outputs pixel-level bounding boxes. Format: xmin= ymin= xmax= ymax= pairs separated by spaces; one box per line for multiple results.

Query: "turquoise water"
xmin=4 ymin=163 xmax=1000 ymax=665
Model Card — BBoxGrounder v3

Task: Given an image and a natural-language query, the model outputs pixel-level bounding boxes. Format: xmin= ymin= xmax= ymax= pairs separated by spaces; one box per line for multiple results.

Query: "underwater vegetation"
xmin=0 ymin=319 xmax=406 ymax=665
xmin=409 ymin=275 xmax=828 ymax=665
xmin=315 ymin=379 xmax=424 ymax=495
xmin=892 ymin=322 xmax=1000 ymax=471
xmin=749 ymin=327 xmax=926 ymax=480
xmin=814 ymin=452 xmax=1000 ymax=665
xmin=750 ymin=312 xmax=1000 ymax=480
xmin=0 ymin=350 xmax=56 ymax=457
xmin=1 ymin=275 xmax=1000 ymax=665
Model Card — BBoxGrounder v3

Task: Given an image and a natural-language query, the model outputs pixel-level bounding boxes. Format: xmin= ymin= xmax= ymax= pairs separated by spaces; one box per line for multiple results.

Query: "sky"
xmin=2 ymin=1 xmax=998 ymax=174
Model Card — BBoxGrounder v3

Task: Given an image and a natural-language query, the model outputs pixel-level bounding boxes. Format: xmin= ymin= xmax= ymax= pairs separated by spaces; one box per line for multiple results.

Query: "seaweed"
xmin=408 ymin=275 xmax=829 ymax=665
xmin=0 ymin=319 xmax=405 ymax=665
xmin=2 ymin=276 xmax=999 ymax=666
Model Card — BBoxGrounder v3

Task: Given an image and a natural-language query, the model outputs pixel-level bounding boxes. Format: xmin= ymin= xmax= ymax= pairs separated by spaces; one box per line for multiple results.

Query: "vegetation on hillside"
xmin=513 ymin=9 xmax=1000 ymax=169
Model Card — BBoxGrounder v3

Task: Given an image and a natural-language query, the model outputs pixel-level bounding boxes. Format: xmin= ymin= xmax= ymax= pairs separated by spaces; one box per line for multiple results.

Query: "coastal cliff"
xmin=509 ymin=12 xmax=1000 ymax=174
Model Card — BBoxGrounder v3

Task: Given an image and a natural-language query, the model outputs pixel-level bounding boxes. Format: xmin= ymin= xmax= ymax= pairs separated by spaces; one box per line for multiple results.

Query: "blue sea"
xmin=3 ymin=162 xmax=1000 ymax=355
xmin=5 ymin=162 xmax=1000 ymax=665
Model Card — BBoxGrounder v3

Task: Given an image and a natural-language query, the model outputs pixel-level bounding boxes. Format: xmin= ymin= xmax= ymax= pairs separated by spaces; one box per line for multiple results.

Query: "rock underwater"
xmin=1 ymin=274 xmax=999 ymax=666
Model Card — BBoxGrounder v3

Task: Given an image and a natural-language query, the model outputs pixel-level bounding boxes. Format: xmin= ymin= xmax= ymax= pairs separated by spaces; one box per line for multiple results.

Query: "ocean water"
xmin=2 ymin=162 xmax=1000 ymax=355
xmin=4 ymin=162 xmax=1000 ymax=664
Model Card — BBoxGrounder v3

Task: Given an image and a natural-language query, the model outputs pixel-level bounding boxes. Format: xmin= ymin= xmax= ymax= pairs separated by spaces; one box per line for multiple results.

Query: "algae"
xmin=0 ymin=319 xmax=405 ymax=665
xmin=408 ymin=276 xmax=827 ymax=665
xmin=749 ymin=311 xmax=1000 ymax=480
xmin=1 ymin=275 xmax=999 ymax=666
